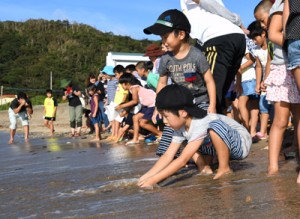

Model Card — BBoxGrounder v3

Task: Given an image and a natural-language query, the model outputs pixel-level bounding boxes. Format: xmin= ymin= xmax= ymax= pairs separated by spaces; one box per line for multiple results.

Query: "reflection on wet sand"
xmin=0 ymin=131 xmax=300 ymax=218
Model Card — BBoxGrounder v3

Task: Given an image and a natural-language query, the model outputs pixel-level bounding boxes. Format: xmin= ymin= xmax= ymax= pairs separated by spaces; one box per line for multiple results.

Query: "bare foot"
xmin=126 ymin=141 xmax=140 ymax=146
xmin=213 ymin=168 xmax=233 ymax=179
xmin=267 ymin=167 xmax=279 ymax=176
xmin=24 ymin=138 xmax=29 ymax=143
xmin=8 ymin=139 xmax=14 ymax=144
xmin=199 ymin=165 xmax=213 ymax=175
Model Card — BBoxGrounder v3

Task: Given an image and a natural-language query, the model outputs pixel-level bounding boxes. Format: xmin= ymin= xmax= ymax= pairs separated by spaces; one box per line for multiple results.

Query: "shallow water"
xmin=1 ymin=131 xmax=300 ymax=218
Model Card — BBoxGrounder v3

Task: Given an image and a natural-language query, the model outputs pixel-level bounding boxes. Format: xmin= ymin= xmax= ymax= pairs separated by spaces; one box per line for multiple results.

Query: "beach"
xmin=0 ymin=104 xmax=300 ymax=218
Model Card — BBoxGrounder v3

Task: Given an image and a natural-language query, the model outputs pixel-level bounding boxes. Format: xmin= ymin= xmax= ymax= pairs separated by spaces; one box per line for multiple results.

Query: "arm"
xmin=283 ymin=0 xmax=290 ymax=37
xmin=255 ymin=57 xmax=263 ymax=94
xmin=116 ymin=87 xmax=139 ymax=110
xmin=203 ymin=69 xmax=216 ymax=113
xmin=152 ymin=75 xmax=168 ymax=123
xmin=92 ymin=95 xmax=99 ymax=117
xmin=138 ymin=139 xmax=203 ymax=188
xmin=268 ymin=13 xmax=285 ymax=47
xmin=261 ymin=53 xmax=272 ymax=91
xmin=138 ymin=141 xmax=182 ymax=185
xmin=73 ymin=90 xmax=82 ymax=97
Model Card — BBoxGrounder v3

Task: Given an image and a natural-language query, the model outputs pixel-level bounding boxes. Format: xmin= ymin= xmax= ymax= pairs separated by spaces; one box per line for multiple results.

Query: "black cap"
xmin=144 ymin=9 xmax=191 ymax=35
xmin=156 ymin=84 xmax=207 ymax=119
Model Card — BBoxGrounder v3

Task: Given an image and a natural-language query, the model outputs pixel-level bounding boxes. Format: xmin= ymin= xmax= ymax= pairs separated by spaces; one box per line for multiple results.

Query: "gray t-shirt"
xmin=269 ymin=0 xmax=288 ymax=65
xmin=158 ymin=46 xmax=210 ymax=104
xmin=172 ymin=114 xmax=251 ymax=159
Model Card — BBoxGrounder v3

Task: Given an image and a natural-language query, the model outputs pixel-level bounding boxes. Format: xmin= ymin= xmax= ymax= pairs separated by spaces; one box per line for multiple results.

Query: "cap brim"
xmin=143 ymin=23 xmax=172 ymax=35
xmin=185 ymin=106 xmax=207 ymax=119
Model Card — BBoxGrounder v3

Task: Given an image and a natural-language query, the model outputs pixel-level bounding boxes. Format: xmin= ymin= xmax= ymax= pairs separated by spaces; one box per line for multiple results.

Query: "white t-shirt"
xmin=241 ymin=45 xmax=256 ymax=82
xmin=180 ymin=0 xmax=243 ymax=44
xmin=253 ymin=47 xmax=268 ymax=79
xmin=172 ymin=114 xmax=251 ymax=159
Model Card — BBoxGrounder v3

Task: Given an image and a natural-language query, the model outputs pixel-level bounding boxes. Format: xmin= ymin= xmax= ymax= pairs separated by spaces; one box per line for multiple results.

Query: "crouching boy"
xmin=138 ymin=84 xmax=251 ymax=188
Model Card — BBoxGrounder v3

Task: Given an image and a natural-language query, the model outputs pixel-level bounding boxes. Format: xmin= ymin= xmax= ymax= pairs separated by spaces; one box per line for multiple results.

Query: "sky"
xmin=0 ymin=0 xmax=261 ymax=40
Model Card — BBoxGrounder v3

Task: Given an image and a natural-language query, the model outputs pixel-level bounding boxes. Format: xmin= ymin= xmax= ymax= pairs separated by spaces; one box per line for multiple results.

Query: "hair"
xmin=135 ymin=61 xmax=153 ymax=71
xmin=118 ymin=73 xmax=141 ymax=86
xmin=125 ymin=64 xmax=136 ymax=73
xmin=17 ymin=92 xmax=27 ymax=100
xmin=87 ymin=84 xmax=97 ymax=92
xmin=173 ymin=29 xmax=190 ymax=43
xmin=157 ymin=108 xmax=180 ymax=117
xmin=114 ymin=65 xmax=125 ymax=74
xmin=254 ymin=0 xmax=273 ymax=14
xmin=247 ymin=20 xmax=267 ymax=39
xmin=46 ymin=89 xmax=52 ymax=94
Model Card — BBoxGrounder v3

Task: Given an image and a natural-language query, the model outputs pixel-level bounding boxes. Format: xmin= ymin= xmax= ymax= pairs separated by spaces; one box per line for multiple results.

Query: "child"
xmin=114 ymin=107 xmax=134 ymax=143
xmin=236 ymin=37 xmax=260 ymax=142
xmin=248 ymin=20 xmax=272 ymax=140
xmin=138 ymin=84 xmax=251 ymax=188
xmin=116 ymin=73 xmax=162 ymax=145
xmin=283 ymin=0 xmax=300 ymax=183
xmin=135 ymin=61 xmax=159 ymax=91
xmin=8 ymin=92 xmax=33 ymax=144
xmin=43 ymin=89 xmax=58 ymax=136
xmin=87 ymin=85 xmax=101 ymax=141
xmin=256 ymin=0 xmax=300 ymax=178
xmin=106 ymin=65 xmax=128 ymax=141
xmin=143 ymin=9 xmax=216 ymax=157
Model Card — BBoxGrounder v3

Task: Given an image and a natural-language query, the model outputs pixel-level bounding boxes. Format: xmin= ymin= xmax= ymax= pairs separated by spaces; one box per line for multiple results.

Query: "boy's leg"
xmin=75 ymin=105 xmax=83 ymax=136
xmin=23 ymin=125 xmax=29 ymax=142
xmin=8 ymin=109 xmax=17 ymax=144
xmin=249 ymin=98 xmax=259 ymax=137
xmin=192 ymin=152 xmax=213 ymax=175
xmin=209 ymin=130 xmax=231 ymax=179
xmin=208 ymin=120 xmax=244 ymax=179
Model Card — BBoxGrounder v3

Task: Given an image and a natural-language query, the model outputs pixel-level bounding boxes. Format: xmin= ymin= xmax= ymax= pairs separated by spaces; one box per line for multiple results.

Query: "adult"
xmin=8 ymin=92 xmax=33 ymax=144
xmin=61 ymin=79 xmax=83 ymax=137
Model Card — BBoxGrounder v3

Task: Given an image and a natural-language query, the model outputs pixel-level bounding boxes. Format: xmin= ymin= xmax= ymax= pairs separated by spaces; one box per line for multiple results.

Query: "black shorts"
xmin=196 ymin=33 xmax=246 ymax=113
xmin=44 ymin=117 xmax=56 ymax=121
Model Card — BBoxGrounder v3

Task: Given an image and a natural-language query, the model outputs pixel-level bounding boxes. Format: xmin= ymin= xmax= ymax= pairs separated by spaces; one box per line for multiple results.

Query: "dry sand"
xmin=0 ymin=103 xmax=87 ymax=138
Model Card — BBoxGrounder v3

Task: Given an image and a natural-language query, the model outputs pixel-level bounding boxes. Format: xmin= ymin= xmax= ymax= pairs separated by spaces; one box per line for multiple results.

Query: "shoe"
xmin=256 ymin=132 xmax=268 ymax=140
xmin=145 ymin=135 xmax=157 ymax=143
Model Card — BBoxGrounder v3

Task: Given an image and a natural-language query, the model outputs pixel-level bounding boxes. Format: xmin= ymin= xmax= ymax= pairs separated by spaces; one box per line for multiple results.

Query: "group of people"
xmin=7 ymin=0 xmax=300 ymax=187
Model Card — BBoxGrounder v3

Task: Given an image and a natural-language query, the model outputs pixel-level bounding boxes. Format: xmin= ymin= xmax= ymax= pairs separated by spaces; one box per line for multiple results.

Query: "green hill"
xmin=0 ymin=19 xmax=154 ymax=90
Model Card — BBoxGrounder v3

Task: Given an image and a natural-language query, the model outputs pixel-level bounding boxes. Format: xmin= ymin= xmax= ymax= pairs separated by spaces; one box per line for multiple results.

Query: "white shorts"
xmin=8 ymin=108 xmax=29 ymax=129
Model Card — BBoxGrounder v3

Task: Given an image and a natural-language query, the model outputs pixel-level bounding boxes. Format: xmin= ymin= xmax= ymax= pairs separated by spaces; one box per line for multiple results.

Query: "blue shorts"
xmin=259 ymin=94 xmax=272 ymax=114
xmin=240 ymin=79 xmax=259 ymax=99
xmin=287 ymin=39 xmax=300 ymax=70
xmin=140 ymin=106 xmax=155 ymax=121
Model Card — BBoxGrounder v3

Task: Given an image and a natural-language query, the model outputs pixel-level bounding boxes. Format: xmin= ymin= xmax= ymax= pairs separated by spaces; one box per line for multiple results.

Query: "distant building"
xmin=106 ymin=52 xmax=149 ymax=67
xmin=0 ymin=94 xmax=15 ymax=105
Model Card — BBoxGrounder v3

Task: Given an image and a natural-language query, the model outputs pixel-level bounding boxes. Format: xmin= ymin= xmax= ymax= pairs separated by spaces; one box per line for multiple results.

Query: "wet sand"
xmin=0 ymin=105 xmax=300 ymax=218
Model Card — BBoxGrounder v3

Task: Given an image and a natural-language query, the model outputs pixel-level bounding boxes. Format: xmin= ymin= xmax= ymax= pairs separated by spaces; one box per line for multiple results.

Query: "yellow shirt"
xmin=114 ymin=84 xmax=128 ymax=105
xmin=44 ymin=97 xmax=57 ymax=117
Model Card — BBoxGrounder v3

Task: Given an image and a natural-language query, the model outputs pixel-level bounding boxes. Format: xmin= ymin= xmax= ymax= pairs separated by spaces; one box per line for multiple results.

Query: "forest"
xmin=0 ymin=19 xmax=155 ymax=90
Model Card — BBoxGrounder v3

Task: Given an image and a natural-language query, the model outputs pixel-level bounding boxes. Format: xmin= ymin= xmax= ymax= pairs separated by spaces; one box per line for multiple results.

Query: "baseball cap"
xmin=156 ymin=84 xmax=207 ymax=119
xmin=144 ymin=9 xmax=191 ymax=35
